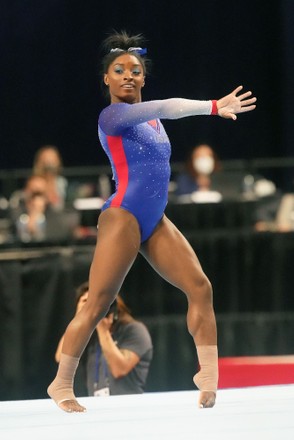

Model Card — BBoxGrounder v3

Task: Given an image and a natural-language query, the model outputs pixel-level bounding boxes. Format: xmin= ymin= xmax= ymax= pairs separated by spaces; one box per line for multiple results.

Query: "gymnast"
xmin=48 ymin=30 xmax=256 ymax=412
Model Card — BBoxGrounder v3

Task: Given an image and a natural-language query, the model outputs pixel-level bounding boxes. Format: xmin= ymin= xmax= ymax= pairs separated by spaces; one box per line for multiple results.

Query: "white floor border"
xmin=1 ymin=384 xmax=294 ymax=440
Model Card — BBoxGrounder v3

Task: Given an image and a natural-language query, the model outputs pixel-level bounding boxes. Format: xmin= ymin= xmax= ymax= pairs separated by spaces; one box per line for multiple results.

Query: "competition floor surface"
xmin=1 ymin=384 xmax=294 ymax=440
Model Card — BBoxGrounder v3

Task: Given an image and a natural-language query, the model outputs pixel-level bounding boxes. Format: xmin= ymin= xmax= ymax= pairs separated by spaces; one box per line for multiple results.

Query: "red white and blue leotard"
xmin=98 ymin=99 xmax=213 ymax=242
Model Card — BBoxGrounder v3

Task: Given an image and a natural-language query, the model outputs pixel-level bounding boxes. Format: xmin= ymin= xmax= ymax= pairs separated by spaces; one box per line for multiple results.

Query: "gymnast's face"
xmin=104 ymin=54 xmax=145 ymax=104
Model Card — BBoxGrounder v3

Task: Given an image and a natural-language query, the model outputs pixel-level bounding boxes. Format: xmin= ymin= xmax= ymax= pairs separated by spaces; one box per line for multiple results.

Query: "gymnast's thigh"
xmin=88 ymin=208 xmax=141 ymax=300
xmin=140 ymin=215 xmax=208 ymax=293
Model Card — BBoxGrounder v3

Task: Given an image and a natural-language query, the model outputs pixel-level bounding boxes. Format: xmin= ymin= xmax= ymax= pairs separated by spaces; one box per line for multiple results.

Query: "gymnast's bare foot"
xmin=57 ymin=399 xmax=86 ymax=413
xmin=198 ymin=391 xmax=216 ymax=408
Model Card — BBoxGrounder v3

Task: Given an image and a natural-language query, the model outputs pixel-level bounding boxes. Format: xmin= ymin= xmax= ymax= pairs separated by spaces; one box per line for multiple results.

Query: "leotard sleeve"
xmin=99 ymin=99 xmax=213 ymax=135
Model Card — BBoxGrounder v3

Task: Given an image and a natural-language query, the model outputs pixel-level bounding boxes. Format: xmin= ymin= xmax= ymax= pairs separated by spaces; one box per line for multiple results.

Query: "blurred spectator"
xmin=32 ymin=145 xmax=68 ymax=210
xmin=174 ymin=143 xmax=223 ymax=203
xmin=55 ymin=282 xmax=153 ymax=396
xmin=0 ymin=196 xmax=11 ymax=244
xmin=275 ymin=194 xmax=294 ymax=231
xmin=254 ymin=191 xmax=294 ymax=232
xmin=33 ymin=144 xmax=112 ymax=206
xmin=9 ymin=175 xmax=79 ymax=243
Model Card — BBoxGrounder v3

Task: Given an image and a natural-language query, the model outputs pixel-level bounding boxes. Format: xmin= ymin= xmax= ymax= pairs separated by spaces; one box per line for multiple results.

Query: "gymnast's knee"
xmin=80 ymin=295 xmax=115 ymax=326
xmin=189 ymin=274 xmax=213 ymax=306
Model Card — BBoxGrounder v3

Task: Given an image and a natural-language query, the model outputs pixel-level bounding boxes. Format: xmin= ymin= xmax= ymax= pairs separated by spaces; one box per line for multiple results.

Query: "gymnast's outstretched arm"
xmin=99 ymin=85 xmax=256 ymax=135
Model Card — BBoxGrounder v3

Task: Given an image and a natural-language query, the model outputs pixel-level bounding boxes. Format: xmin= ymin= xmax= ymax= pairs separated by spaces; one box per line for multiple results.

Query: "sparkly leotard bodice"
xmin=98 ymin=99 xmax=212 ymax=242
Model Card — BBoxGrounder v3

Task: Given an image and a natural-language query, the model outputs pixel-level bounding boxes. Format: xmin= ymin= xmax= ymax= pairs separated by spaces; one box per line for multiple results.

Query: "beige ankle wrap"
xmin=47 ymin=353 xmax=79 ymax=404
xmin=193 ymin=345 xmax=218 ymax=392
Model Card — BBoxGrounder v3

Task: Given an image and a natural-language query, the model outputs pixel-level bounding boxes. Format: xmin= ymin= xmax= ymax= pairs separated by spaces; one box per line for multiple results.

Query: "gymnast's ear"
xmin=104 ymin=74 xmax=109 ymax=86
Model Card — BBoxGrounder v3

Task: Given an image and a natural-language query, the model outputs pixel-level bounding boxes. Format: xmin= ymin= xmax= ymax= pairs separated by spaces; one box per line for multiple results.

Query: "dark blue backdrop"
xmin=0 ymin=0 xmax=293 ymax=170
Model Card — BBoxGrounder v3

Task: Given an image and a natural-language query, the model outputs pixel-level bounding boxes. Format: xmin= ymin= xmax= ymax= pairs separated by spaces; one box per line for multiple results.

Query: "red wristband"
xmin=211 ymin=100 xmax=218 ymax=115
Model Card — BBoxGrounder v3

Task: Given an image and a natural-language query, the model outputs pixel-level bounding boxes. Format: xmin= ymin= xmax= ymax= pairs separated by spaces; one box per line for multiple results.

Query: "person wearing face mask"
xmin=9 ymin=175 xmax=76 ymax=243
xmin=32 ymin=145 xmax=68 ymax=211
xmin=175 ymin=144 xmax=223 ymax=202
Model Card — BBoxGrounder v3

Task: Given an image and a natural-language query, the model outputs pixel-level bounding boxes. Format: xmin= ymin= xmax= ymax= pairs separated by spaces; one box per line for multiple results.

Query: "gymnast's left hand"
xmin=216 ymin=85 xmax=257 ymax=120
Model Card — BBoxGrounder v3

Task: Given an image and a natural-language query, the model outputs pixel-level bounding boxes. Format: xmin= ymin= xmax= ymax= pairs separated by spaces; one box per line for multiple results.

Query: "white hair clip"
xmin=110 ymin=47 xmax=147 ymax=55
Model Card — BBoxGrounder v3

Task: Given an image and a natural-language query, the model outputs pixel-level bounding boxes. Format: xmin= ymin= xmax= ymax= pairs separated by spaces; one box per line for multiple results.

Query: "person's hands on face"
xmin=26 ymin=194 xmax=47 ymax=216
xmin=24 ymin=176 xmax=49 ymax=213
xmin=97 ymin=313 xmax=114 ymax=333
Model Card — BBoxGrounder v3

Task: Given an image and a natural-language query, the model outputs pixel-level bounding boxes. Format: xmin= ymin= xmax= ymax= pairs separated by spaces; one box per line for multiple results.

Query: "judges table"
xmin=80 ymin=199 xmax=257 ymax=230
xmin=1 ymin=201 xmax=294 ymax=400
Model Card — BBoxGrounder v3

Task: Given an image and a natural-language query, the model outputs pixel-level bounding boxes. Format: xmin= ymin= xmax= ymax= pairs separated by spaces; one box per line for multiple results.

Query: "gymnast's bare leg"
xmin=140 ymin=215 xmax=218 ymax=408
xmin=47 ymin=208 xmax=141 ymax=412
